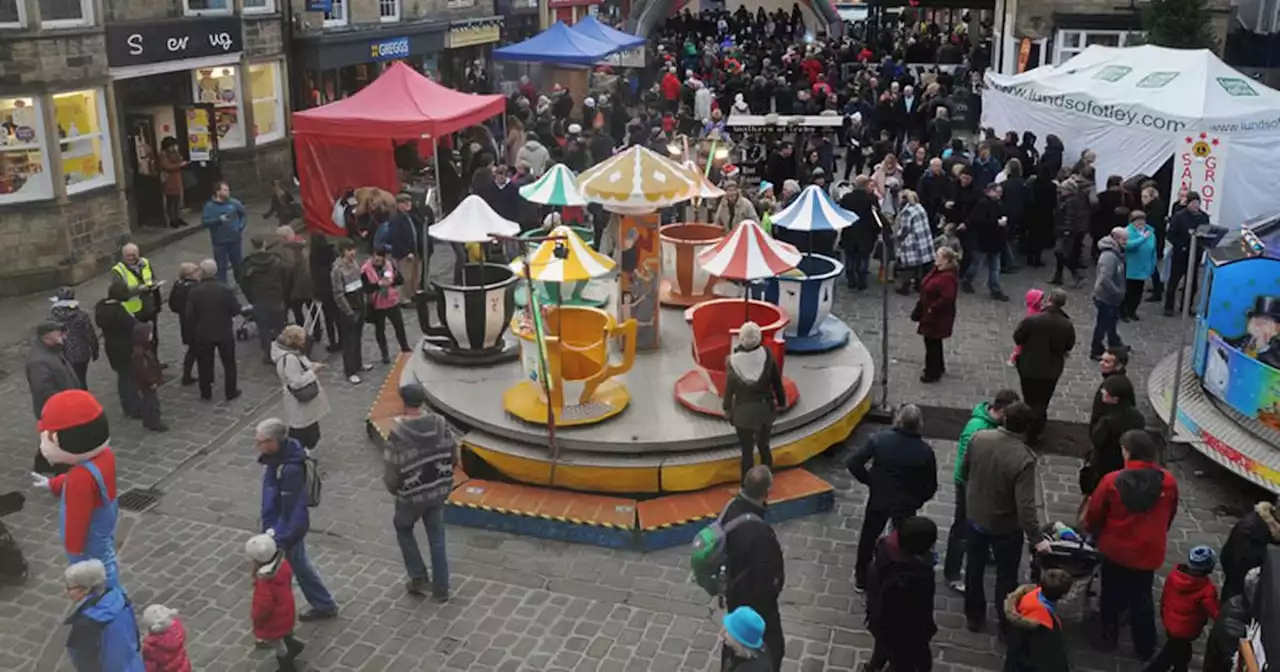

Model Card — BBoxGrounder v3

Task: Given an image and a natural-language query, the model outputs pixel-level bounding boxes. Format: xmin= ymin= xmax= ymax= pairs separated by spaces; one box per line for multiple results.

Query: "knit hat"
xmin=738 ymin=321 xmax=762 ymax=349
xmin=723 ymin=606 xmax=765 ymax=649
xmin=38 ymin=390 xmax=110 ymax=466
xmin=583 ymin=97 xmax=596 ymax=108
xmin=141 ymin=604 xmax=178 ymax=634
xmin=1188 ymin=545 xmax=1217 ymax=573
xmin=245 ymin=534 xmax=278 ymax=564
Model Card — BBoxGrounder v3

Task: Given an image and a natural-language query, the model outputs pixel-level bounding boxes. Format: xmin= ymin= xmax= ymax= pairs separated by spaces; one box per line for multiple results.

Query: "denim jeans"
xmin=284 ymin=538 xmax=337 ymax=613
xmin=844 ymin=245 xmax=871 ymax=288
xmin=116 ymin=369 xmax=139 ymax=417
xmin=963 ymin=526 xmax=1023 ymax=625
xmin=963 ymin=250 xmax=1002 ymax=293
xmin=394 ymin=504 xmax=449 ymax=597
xmin=212 ymin=239 xmax=243 ymax=284
xmin=1091 ymin=300 xmax=1123 ymax=356
xmin=943 ymin=482 xmax=967 ymax=581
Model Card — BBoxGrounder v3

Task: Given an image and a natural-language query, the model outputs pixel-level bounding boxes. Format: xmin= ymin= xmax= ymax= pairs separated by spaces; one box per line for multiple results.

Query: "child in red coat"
xmin=246 ymin=533 xmax=305 ymax=672
xmin=1145 ymin=545 xmax=1221 ymax=672
xmin=140 ymin=604 xmax=192 ymax=672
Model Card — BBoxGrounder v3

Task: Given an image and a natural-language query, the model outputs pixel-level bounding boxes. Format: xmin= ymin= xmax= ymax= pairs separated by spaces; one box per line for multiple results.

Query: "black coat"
xmin=167 ymin=278 xmax=198 ymax=345
xmin=94 ymin=300 xmax=137 ymax=374
xmin=25 ymin=339 xmax=81 ymax=419
xmin=184 ymin=278 xmax=243 ymax=345
xmin=916 ymin=170 xmax=951 ymax=221
xmin=241 ymin=249 xmax=287 ymax=309
xmin=1221 ymin=503 xmax=1280 ymax=600
xmin=310 ymin=236 xmax=337 ymax=300
xmin=1088 ymin=371 xmax=1130 ymax=429
xmin=846 ymin=427 xmax=938 ymax=515
xmin=1087 ymin=402 xmax=1146 ymax=486
xmin=945 ymin=181 xmax=979 ymax=225
xmin=1000 ymin=176 xmax=1032 ymax=228
xmin=1013 ymin=307 xmax=1076 ymax=382
xmin=840 ymin=189 xmax=880 ymax=250
xmin=966 ymin=196 xmax=1006 ymax=254
xmin=865 ymin=531 xmax=937 ymax=641
xmin=723 ymin=495 xmax=784 ymax=615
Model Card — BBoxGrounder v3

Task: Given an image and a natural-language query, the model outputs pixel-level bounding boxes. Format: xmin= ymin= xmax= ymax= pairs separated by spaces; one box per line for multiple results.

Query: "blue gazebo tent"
xmin=569 ymin=16 xmax=644 ymax=50
xmin=493 ymin=21 xmax=621 ymax=66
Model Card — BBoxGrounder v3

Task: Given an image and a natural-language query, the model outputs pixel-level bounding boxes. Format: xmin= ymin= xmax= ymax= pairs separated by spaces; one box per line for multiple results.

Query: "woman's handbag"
xmin=910 ymin=300 xmax=923 ymax=322
xmin=286 ymin=355 xmax=321 ymax=402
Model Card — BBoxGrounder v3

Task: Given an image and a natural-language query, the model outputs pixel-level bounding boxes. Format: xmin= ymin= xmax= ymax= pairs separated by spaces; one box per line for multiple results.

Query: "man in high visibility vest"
xmin=108 ymin=243 xmax=162 ymax=357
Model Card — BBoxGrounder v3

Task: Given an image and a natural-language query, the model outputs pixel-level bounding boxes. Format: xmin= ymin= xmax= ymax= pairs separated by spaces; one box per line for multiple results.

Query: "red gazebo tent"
xmin=292 ymin=62 xmax=505 ymax=235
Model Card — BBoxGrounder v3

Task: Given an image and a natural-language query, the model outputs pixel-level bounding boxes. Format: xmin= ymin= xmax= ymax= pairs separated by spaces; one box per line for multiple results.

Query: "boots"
xmin=276 ymin=656 xmax=298 ymax=672
xmin=285 ymin=636 xmax=305 ymax=659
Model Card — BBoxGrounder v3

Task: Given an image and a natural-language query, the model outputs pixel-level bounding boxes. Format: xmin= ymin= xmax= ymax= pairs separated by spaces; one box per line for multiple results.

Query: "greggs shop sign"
xmin=447 ymin=22 xmax=502 ymax=49
xmin=370 ymin=36 xmax=411 ymax=61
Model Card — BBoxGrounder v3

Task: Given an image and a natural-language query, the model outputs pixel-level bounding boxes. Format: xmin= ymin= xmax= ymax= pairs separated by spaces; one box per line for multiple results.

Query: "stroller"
xmin=1031 ymin=524 xmax=1105 ymax=605
xmin=234 ymin=304 xmax=257 ymax=342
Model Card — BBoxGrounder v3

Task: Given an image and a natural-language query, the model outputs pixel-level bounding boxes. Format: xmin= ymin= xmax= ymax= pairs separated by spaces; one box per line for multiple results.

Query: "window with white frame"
xmin=243 ymin=0 xmax=275 ymax=14
xmin=39 ymin=0 xmax=93 ymax=26
xmin=1053 ymin=30 xmax=1142 ymax=65
xmin=192 ymin=66 xmax=246 ymax=149
xmin=379 ymin=0 xmax=399 ymax=22
xmin=249 ymin=62 xmax=286 ymax=144
xmin=0 ymin=0 xmax=25 ymax=28
xmin=0 ymin=97 xmax=52 ymax=203
xmin=324 ymin=0 xmax=347 ymax=27
xmin=185 ymin=0 xmax=230 ymax=16
xmin=53 ymin=89 xmax=115 ymax=194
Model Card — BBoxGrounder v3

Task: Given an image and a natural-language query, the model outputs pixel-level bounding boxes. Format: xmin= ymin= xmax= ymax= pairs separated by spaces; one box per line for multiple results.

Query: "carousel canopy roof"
xmin=569 ymin=17 xmax=645 ymax=50
xmin=577 ymin=145 xmax=701 ymax=212
xmin=519 ymin=163 xmax=587 ymax=206
xmin=682 ymin=160 xmax=725 ymax=200
xmin=514 ymin=225 xmax=615 ymax=282
xmin=493 ymin=21 xmax=621 ymax=66
xmin=428 ymin=195 xmax=520 ymax=243
xmin=772 ymin=184 xmax=858 ymax=232
xmin=699 ymin=219 xmax=801 ymax=281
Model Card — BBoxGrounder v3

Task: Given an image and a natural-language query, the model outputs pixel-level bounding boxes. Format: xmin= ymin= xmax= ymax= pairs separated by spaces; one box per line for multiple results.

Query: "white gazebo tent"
xmin=982 ymin=44 xmax=1280 ymax=226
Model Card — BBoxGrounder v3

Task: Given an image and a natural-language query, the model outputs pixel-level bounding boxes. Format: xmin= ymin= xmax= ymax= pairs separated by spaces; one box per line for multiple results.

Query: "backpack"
xmin=303 ymin=453 xmax=322 ymax=508
xmin=690 ymin=500 xmax=765 ymax=597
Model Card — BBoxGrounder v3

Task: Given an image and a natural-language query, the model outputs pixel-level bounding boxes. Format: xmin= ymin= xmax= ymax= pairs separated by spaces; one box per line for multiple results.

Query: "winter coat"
xmin=50 ymin=302 xmax=98 ymax=365
xmin=25 ymin=338 xmax=80 ymax=419
xmin=259 ymin=437 xmax=310 ymax=548
xmin=1087 ymin=401 xmax=1146 ymax=485
xmin=1221 ymin=502 xmax=1280 ymax=600
xmin=970 ymin=155 xmax=1001 ymax=189
xmin=167 ymin=278 xmax=198 ymax=345
xmin=95 ymin=299 xmax=138 ymax=373
xmin=309 ymin=236 xmax=337 ymax=301
xmin=961 ymin=427 xmax=1041 ymax=543
xmin=383 ymin=211 xmax=420 ymax=260
xmin=1084 ymin=460 xmax=1179 ymax=571
xmin=846 ymin=427 xmax=938 ymax=516
xmin=251 ymin=555 xmax=296 ymax=641
xmin=361 ymin=258 xmax=404 ymax=312
xmin=1123 ymin=223 xmax=1156 ymax=281
xmin=955 ymin=402 xmax=1000 ymax=485
xmin=157 ymin=149 xmax=184 ymax=196
xmin=184 ymin=278 xmax=242 ymax=345
xmin=967 ymin=195 xmax=1007 ymax=254
xmin=944 ymin=180 xmax=980 ymax=226
xmin=277 ymin=241 xmax=313 ymax=303
xmin=722 ymin=495 xmax=785 ymax=618
xmin=330 ymin=258 xmax=365 ymax=318
xmin=1089 ymin=370 xmax=1130 ymax=430
xmin=1002 ymin=585 xmax=1069 ymax=672
xmin=476 ymin=179 xmax=524 ymax=227
xmin=383 ymin=409 xmax=457 ymax=515
xmin=865 ymin=530 xmax=937 ymax=641
xmin=713 ymin=196 xmax=759 ymax=231
xmin=1000 ymin=176 xmax=1032 ymax=227
xmin=65 ymin=586 xmax=145 ymax=672
xmin=722 ymin=345 xmax=786 ymax=430
xmin=1167 ymin=206 xmax=1212 ymax=254
xmin=1056 ymin=175 xmax=1095 ymax=235
xmin=916 ymin=170 xmax=950 ymax=219
xmin=241 ymin=248 xmax=288 ymax=309
xmin=916 ymin=267 xmax=958 ymax=340
xmin=142 ymin=617 xmax=193 ymax=672
xmin=894 ymin=203 xmax=935 ymax=267
xmin=130 ymin=323 xmax=163 ymax=390
xmin=201 ymin=198 xmax=247 ymax=246
xmin=1160 ymin=564 xmax=1220 ymax=640
xmin=1092 ymin=236 xmax=1126 ymax=306
xmin=720 ymin=649 xmax=774 ymax=672
xmin=516 ymin=141 xmax=551 ymax=177
xmin=272 ymin=341 xmax=330 ymax=430
xmin=840 ymin=189 xmax=880 ymax=250
xmin=1013 ymin=306 xmax=1075 ymax=381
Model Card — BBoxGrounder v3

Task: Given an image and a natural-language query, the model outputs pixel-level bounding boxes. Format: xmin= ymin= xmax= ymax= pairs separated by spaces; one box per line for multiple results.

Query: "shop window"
xmin=192 ymin=66 xmax=246 ymax=149
xmin=54 ymin=90 xmax=114 ymax=195
xmin=250 ymin=62 xmax=286 ymax=144
xmin=39 ymin=0 xmax=92 ymax=26
xmin=0 ymin=97 xmax=52 ymax=204
xmin=185 ymin=0 xmax=230 ymax=15
xmin=1053 ymin=30 xmax=1142 ymax=65
xmin=324 ymin=0 xmax=347 ymax=27
xmin=244 ymin=0 xmax=274 ymax=14
xmin=0 ymin=0 xmax=25 ymax=28
xmin=379 ymin=0 xmax=399 ymax=22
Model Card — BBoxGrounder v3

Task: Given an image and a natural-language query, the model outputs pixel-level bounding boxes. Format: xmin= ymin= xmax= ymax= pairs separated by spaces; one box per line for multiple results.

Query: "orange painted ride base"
xmin=673 ymin=370 xmax=801 ymax=417
xmin=658 ymin=278 xmax=719 ymax=307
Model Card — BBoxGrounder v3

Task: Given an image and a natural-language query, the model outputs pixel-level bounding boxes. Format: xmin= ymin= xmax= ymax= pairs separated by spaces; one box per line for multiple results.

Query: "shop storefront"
xmin=497 ymin=0 xmax=541 ymax=43
xmin=547 ymin=0 xmax=601 ymax=26
xmin=0 ymin=89 xmax=115 ymax=205
xmin=442 ymin=17 xmax=504 ymax=93
xmin=291 ymin=22 xmax=448 ymax=109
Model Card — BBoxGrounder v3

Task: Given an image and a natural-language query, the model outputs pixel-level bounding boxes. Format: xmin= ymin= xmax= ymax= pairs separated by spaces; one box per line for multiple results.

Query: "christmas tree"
xmin=1142 ymin=0 xmax=1219 ymax=51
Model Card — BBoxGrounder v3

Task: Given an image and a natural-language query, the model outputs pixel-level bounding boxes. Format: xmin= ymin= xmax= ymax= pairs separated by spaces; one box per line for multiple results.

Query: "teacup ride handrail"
xmin=602 ymin=319 xmax=638 ymax=381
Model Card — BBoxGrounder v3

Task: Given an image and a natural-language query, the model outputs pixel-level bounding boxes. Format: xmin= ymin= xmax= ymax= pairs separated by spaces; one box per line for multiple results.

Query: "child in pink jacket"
xmin=1009 ymin=289 xmax=1045 ymax=365
xmin=140 ymin=604 xmax=192 ymax=672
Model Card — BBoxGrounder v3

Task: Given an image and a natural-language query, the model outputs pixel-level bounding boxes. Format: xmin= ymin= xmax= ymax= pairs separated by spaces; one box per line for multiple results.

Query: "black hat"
xmin=1248 ymin=296 xmax=1280 ymax=321
xmin=36 ymin=321 xmax=65 ymax=336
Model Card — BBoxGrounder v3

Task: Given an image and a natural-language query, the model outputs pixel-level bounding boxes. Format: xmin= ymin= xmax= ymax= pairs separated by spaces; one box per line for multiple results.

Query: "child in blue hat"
xmin=721 ymin=606 xmax=772 ymax=671
xmin=1145 ymin=545 xmax=1220 ymax=672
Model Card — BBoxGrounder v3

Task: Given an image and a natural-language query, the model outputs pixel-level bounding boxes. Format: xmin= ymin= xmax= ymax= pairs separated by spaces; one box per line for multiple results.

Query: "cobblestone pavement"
xmin=0 ymin=232 xmax=1259 ymax=672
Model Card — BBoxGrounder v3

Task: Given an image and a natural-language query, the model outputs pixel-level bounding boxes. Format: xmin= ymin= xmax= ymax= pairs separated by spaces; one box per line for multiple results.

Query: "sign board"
xmin=305 ymin=0 xmax=332 ymax=10
xmin=370 ymin=36 xmax=410 ymax=62
xmin=599 ymin=45 xmax=645 ymax=69
xmin=1179 ymin=132 xmax=1228 ymax=219
xmin=726 ymin=114 xmax=843 ymax=129
xmin=447 ymin=23 xmax=501 ymax=49
xmin=106 ymin=16 xmax=243 ymax=68
xmin=186 ymin=108 xmax=213 ymax=162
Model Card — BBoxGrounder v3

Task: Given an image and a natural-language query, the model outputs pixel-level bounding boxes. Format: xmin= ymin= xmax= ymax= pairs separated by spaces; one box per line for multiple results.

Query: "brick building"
xmin=0 ymin=0 xmax=291 ymax=294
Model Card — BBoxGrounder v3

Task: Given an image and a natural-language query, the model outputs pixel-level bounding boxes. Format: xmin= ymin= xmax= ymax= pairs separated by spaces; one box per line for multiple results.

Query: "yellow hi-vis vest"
xmin=112 ymin=260 xmax=153 ymax=315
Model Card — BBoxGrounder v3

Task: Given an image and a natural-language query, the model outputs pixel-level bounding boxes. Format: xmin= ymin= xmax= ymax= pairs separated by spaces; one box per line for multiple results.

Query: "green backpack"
xmin=690 ymin=501 xmax=765 ymax=597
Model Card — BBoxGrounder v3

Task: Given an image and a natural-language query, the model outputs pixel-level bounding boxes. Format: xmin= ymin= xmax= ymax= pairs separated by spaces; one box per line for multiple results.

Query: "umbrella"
xmin=428 ymin=194 xmax=521 ymax=243
xmin=772 ymin=184 xmax=858 ymax=232
xmin=577 ymin=145 xmax=700 ymax=212
xmin=519 ymin=164 xmax=587 ymax=207
xmin=698 ymin=219 xmax=801 ymax=281
xmin=682 ymin=160 xmax=725 ymax=200
xmin=512 ymin=225 xmax=615 ymax=283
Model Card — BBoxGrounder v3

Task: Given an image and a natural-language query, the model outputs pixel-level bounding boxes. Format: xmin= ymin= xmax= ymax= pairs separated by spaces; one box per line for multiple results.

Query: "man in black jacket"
xmin=1162 ymin=192 xmax=1224 ymax=316
xmin=383 ymin=194 xmax=422 ymax=302
xmin=865 ymin=515 xmax=938 ymax=672
xmin=26 ymin=322 xmax=81 ymax=475
xmin=765 ymin=142 xmax=797 ymax=193
xmin=1089 ymin=346 xmax=1130 ymax=428
xmin=1086 ymin=375 xmax=1146 ymax=493
xmin=847 ymin=404 xmax=938 ymax=591
xmin=961 ymin=182 xmax=1010 ymax=301
xmin=185 ymin=258 xmax=243 ymax=402
xmin=1012 ymin=288 xmax=1076 ymax=444
xmin=916 ymin=158 xmax=950 ymax=228
xmin=241 ymin=235 xmax=287 ymax=365
xmin=839 ymin=176 xmax=880 ymax=291
xmin=723 ymin=465 xmax=785 ymax=671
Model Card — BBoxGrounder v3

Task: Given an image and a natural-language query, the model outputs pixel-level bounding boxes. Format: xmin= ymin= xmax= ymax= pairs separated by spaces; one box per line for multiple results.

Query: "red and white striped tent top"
xmin=698 ymin=219 xmax=801 ymax=281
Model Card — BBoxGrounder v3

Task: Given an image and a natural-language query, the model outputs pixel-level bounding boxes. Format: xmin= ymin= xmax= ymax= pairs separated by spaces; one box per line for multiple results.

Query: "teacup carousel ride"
xmin=517 ymin=164 xmax=595 ymax=254
xmin=515 ymin=164 xmax=611 ymax=309
xmin=659 ymin=163 xmax=728 ymax=307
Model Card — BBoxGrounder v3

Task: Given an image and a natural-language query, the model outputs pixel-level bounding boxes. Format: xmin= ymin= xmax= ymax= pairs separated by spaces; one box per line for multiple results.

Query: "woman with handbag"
xmin=914 ymin=246 xmax=959 ymax=383
xmin=272 ymin=325 xmax=330 ymax=450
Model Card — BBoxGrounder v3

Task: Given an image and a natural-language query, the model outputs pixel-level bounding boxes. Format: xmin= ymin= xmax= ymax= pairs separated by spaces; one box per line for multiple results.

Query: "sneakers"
xmin=226 ymin=390 xmax=242 ymax=402
xmin=406 ymin=578 xmax=429 ymax=597
xmin=145 ymin=423 xmax=170 ymax=433
xmin=854 ymin=582 xmax=866 ymax=594
xmin=960 ymin=281 xmax=975 ymax=294
xmin=991 ymin=291 xmax=1010 ymax=302
xmin=348 ymin=374 xmax=362 ymax=385
xmin=298 ymin=608 xmax=338 ymax=622
xmin=947 ymin=579 xmax=966 ymax=594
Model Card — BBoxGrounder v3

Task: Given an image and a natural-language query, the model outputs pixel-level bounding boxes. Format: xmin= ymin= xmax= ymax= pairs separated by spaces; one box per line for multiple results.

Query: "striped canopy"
xmin=772 ymin=184 xmax=858 ymax=232
xmin=577 ymin=145 xmax=700 ymax=211
xmin=519 ymin=163 xmax=587 ymax=206
xmin=512 ymin=225 xmax=615 ymax=282
xmin=428 ymin=194 xmax=521 ymax=243
xmin=698 ymin=219 xmax=801 ymax=281
xmin=682 ymin=161 xmax=725 ymax=200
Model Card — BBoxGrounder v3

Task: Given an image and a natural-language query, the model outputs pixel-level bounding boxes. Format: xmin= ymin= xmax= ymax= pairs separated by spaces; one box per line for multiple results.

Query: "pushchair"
xmin=234 ymin=304 xmax=257 ymax=342
xmin=1031 ymin=525 xmax=1105 ymax=605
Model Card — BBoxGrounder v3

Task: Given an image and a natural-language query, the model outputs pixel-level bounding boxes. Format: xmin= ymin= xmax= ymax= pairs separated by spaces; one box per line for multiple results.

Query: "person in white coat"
xmin=271 ymin=325 xmax=330 ymax=450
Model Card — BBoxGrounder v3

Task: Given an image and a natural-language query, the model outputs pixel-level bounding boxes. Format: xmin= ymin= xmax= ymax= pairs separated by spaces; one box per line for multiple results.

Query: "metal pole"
xmin=428 ymin=136 xmax=441 ymax=295
xmin=875 ymin=210 xmax=891 ymax=409
xmin=1165 ymin=234 xmax=1199 ymax=442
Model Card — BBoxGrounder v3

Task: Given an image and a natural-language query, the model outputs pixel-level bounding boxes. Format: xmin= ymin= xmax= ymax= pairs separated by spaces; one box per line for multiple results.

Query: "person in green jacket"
xmin=943 ymin=388 xmax=1021 ymax=592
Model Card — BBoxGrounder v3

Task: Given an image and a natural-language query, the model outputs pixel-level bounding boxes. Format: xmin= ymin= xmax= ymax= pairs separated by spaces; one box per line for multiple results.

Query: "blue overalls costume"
xmin=59 ymin=460 xmax=120 ymax=590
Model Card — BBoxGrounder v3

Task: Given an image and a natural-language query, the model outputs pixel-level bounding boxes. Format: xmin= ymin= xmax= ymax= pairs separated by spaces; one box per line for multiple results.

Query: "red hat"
xmin=39 ymin=390 xmax=110 ymax=464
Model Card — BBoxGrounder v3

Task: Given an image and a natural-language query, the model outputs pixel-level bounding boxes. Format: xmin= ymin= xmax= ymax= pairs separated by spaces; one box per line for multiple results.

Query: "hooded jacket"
xmin=65 ymin=586 xmax=145 ymax=672
xmin=722 ymin=344 xmax=786 ymax=430
xmin=1092 ymin=236 xmax=1126 ymax=306
xmin=1087 ymin=398 xmax=1146 ymax=484
xmin=142 ymin=617 xmax=192 ymax=672
xmin=961 ymin=427 xmax=1041 ymax=543
xmin=259 ymin=438 xmax=310 ymax=548
xmin=130 ymin=323 xmax=163 ymax=390
xmin=1160 ymin=564 xmax=1221 ymax=640
xmin=955 ymin=403 xmax=1000 ymax=485
xmin=1056 ymin=174 xmax=1095 ymax=235
xmin=516 ymin=140 xmax=551 ymax=178
xmin=242 ymin=247 xmax=288 ymax=309
xmin=1221 ymin=502 xmax=1280 ymax=599
xmin=250 ymin=554 xmax=296 ymax=641
xmin=847 ymin=427 xmax=937 ymax=516
xmin=271 ymin=341 xmax=330 ymax=430
xmin=95 ymin=298 xmax=138 ymax=372
xmin=51 ymin=301 xmax=98 ymax=366
xmin=25 ymin=337 xmax=81 ymax=419
xmin=1085 ymin=460 xmax=1179 ymax=571
xmin=1002 ymin=585 xmax=1069 ymax=672
xmin=865 ymin=530 xmax=937 ymax=640
xmin=383 ymin=410 xmax=457 ymax=512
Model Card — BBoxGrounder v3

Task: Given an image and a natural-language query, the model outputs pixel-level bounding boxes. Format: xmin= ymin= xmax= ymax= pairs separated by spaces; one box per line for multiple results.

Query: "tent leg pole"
xmin=431 ymin=137 xmax=442 ymax=292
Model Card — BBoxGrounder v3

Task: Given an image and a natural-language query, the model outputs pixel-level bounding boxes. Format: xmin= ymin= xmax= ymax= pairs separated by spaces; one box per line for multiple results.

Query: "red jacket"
xmin=917 ymin=267 xmax=958 ymax=340
xmin=1160 ymin=565 xmax=1221 ymax=640
xmin=251 ymin=557 xmax=296 ymax=641
xmin=142 ymin=617 xmax=193 ymax=672
xmin=661 ymin=73 xmax=681 ymax=101
xmin=801 ymin=57 xmax=824 ymax=84
xmin=1085 ymin=460 xmax=1179 ymax=571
